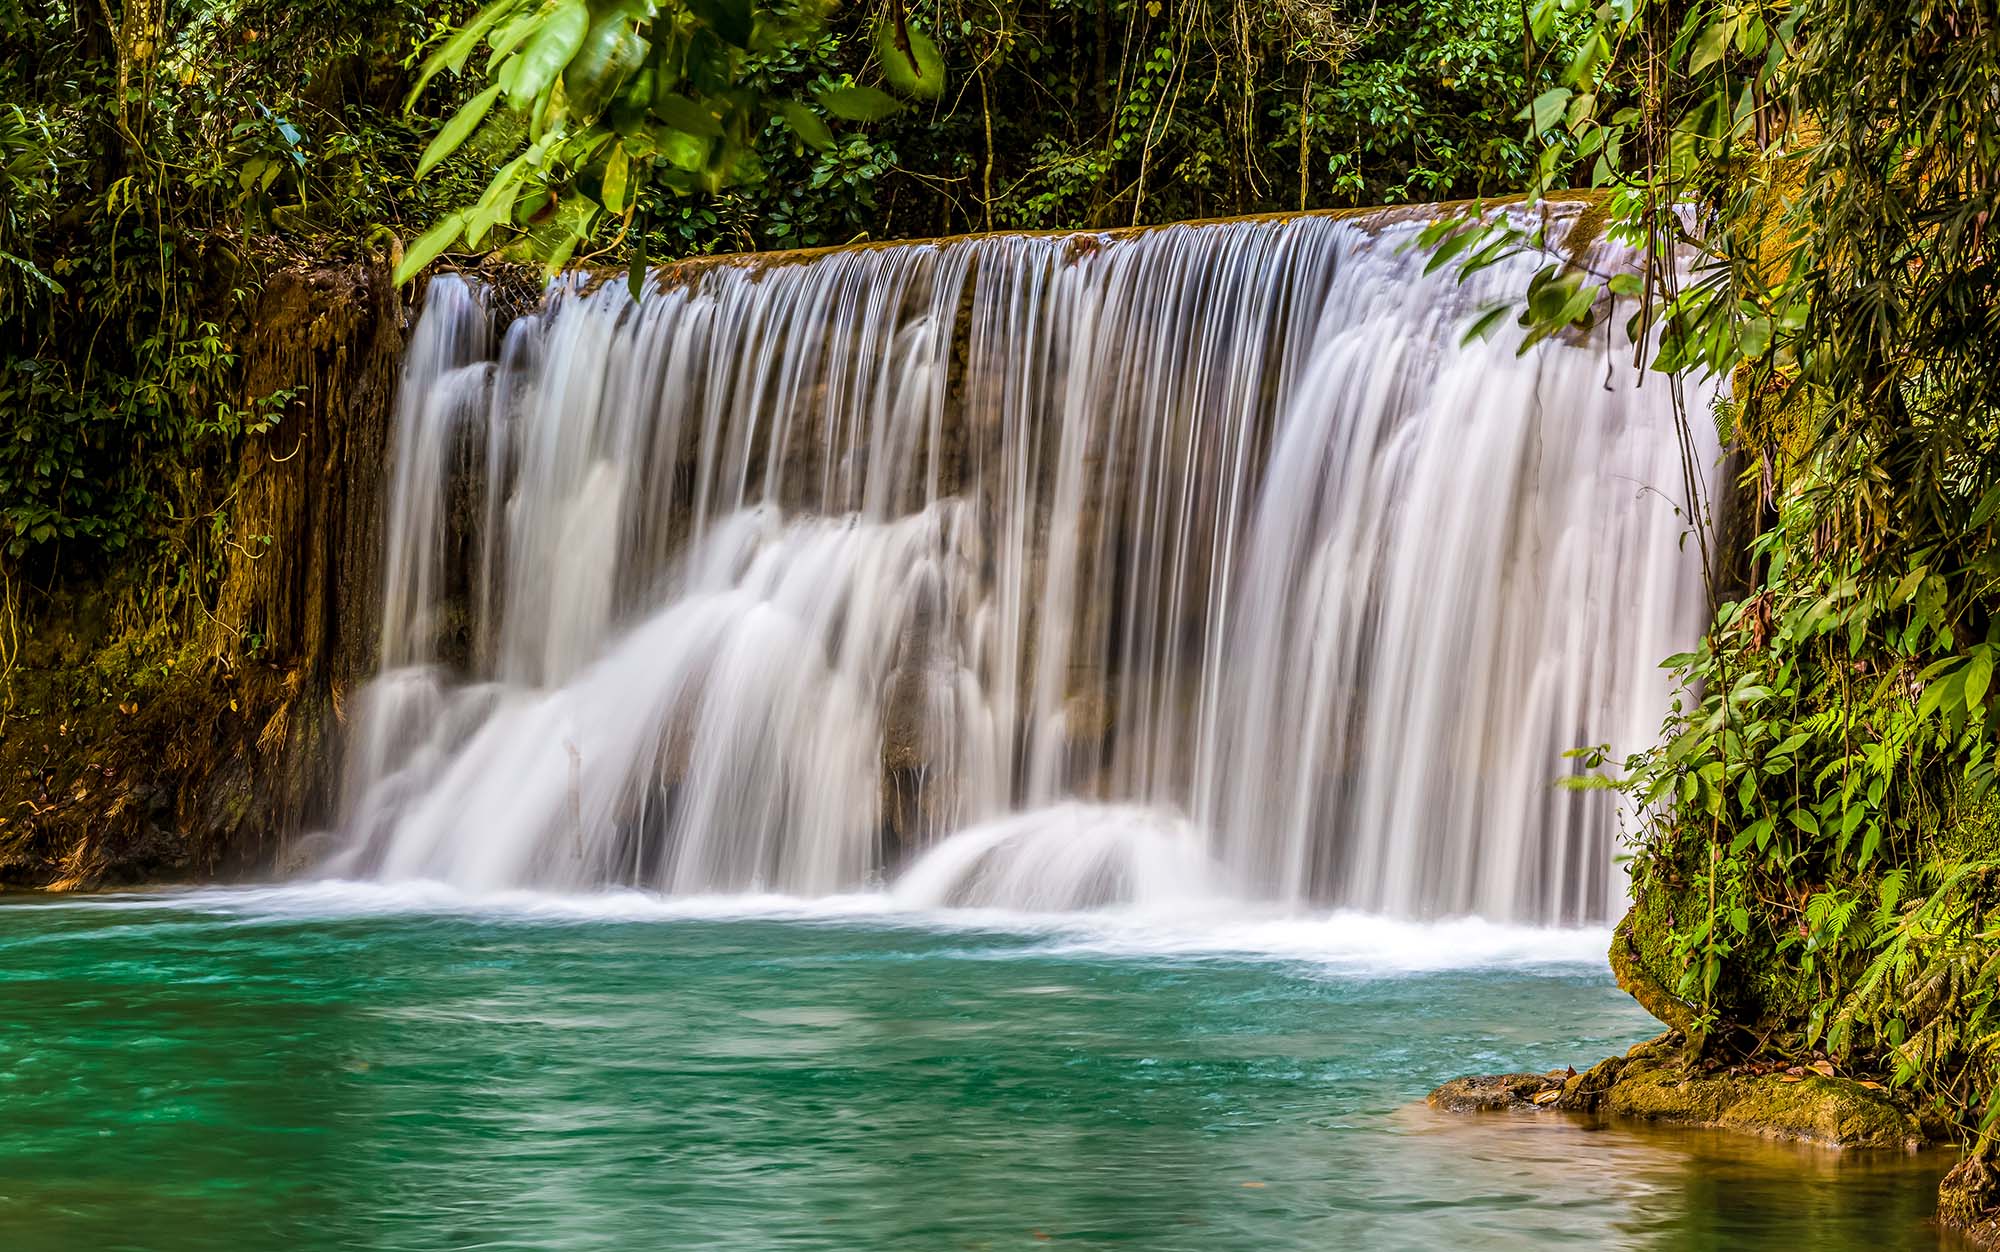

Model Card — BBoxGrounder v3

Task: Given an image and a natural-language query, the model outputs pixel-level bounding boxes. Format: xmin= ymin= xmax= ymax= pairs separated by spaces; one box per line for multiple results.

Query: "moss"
xmin=1556 ymin=188 xmax=1617 ymax=270
xmin=1602 ymin=1056 xmax=1921 ymax=1149
xmin=1937 ymin=786 xmax=2000 ymax=863
xmin=1611 ymin=907 xmax=1700 ymax=1035
xmin=1432 ymin=1035 xmax=1924 ymax=1150
xmin=1941 ymin=1149 xmax=2000 ymax=1244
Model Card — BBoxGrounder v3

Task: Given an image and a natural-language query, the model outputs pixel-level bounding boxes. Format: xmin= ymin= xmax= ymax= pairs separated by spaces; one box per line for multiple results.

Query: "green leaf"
xmin=650 ymin=94 xmax=726 ymax=138
xmin=1738 ymin=314 xmax=1772 ymax=359
xmin=1971 ymin=484 xmax=2000 ymax=530
xmin=1424 ymin=225 xmax=1479 ymax=275
xmin=1922 ymin=667 xmax=1964 ymax=721
xmin=511 ymin=0 xmax=590 ymax=108
xmin=777 ymin=100 xmax=835 ymax=151
xmin=462 ymin=153 xmax=529 ymax=246
xmin=563 ymin=13 xmax=650 ymax=118
xmin=1689 ymin=18 xmax=1734 ymax=74
xmin=416 ymin=83 xmax=504 ymax=180
xmin=647 ymin=124 xmax=711 ymax=173
xmin=601 ymin=141 xmax=630 ymax=213
xmin=875 ymin=19 xmax=946 ymax=101
xmin=817 ymin=84 xmax=904 ymax=122
xmin=627 ymin=228 xmax=648 ymax=303
xmin=1967 ymin=650 xmax=1994 ymax=711
xmin=407 ymin=0 xmax=523 ymax=109
xmin=395 ymin=211 xmax=468 ymax=285
xmin=1461 ymin=304 xmax=1510 ymax=345
xmin=1890 ymin=565 xmax=1929 ymax=604
xmin=544 ymin=225 xmax=585 ymax=274
xmin=487 ymin=7 xmax=542 ymax=71
xmin=1520 ymin=87 xmax=1571 ymax=134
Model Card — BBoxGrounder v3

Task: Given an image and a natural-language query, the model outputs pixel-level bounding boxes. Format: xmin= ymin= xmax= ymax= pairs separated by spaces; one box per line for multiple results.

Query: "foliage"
xmin=396 ymin=0 xmax=1583 ymax=263
xmin=0 ymin=0 xmax=491 ymax=588
xmin=394 ymin=0 xmax=951 ymax=287
xmin=1439 ymin=0 xmax=2000 ymax=1144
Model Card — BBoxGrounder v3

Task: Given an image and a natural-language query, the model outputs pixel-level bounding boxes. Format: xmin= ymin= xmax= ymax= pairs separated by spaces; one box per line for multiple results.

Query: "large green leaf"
xmin=627 ymin=228 xmax=649 ymax=302
xmin=874 ymin=19 xmax=944 ymax=101
xmin=416 ymin=83 xmax=504 ymax=180
xmin=510 ymin=0 xmax=590 ymax=109
xmin=817 ymin=84 xmax=902 ymax=122
xmin=601 ymin=142 xmax=630 ymax=214
xmin=1688 ymin=17 xmax=1736 ymax=74
xmin=486 ymin=6 xmax=542 ymax=72
xmin=563 ymin=12 xmax=650 ymax=119
xmin=650 ymin=93 xmax=726 ymax=138
xmin=1967 ymin=650 xmax=1994 ymax=711
xmin=1520 ymin=87 xmax=1571 ymax=134
xmin=776 ymin=100 xmax=834 ymax=151
xmin=462 ymin=152 xmax=531 ymax=247
xmin=395 ymin=211 xmax=468 ymax=284
xmin=407 ymin=0 xmax=523 ymax=109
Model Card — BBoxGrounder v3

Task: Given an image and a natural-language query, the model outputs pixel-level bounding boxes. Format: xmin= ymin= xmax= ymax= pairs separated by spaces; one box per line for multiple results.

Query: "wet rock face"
xmin=1427 ymin=1033 xmax=1927 ymax=1151
xmin=1 ymin=261 xmax=408 ymax=890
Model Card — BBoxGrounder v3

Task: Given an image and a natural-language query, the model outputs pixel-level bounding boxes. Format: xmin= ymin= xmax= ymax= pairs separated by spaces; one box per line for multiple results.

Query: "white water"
xmin=12 ymin=882 xmax=1617 ymax=973
xmin=326 ymin=206 xmax=1716 ymax=924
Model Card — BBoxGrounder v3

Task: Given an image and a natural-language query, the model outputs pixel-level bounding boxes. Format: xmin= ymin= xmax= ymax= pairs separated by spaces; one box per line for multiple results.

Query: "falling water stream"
xmin=326 ymin=203 xmax=1713 ymax=924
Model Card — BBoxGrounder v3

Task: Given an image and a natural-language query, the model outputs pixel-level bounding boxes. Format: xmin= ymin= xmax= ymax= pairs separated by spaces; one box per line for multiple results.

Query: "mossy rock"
xmin=1432 ymin=1035 xmax=1923 ymax=1151
xmin=1599 ymin=1047 xmax=1922 ymax=1149
xmin=1609 ymin=907 xmax=1700 ymax=1036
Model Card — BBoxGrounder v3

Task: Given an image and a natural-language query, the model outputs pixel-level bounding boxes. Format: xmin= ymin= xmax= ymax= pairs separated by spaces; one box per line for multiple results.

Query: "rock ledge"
xmin=1428 ymin=1033 xmax=1925 ymax=1151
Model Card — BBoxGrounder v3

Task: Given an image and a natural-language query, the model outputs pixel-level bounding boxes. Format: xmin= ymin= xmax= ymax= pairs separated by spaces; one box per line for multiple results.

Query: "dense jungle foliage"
xmin=1427 ymin=0 xmax=2000 ymax=1190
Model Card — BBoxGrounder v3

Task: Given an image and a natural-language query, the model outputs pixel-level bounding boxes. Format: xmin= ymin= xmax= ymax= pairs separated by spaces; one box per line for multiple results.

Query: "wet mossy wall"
xmin=1 ymin=262 xmax=407 ymax=888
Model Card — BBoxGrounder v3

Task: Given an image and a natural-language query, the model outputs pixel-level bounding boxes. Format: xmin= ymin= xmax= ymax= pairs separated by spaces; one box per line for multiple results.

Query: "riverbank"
xmin=1427 ymin=910 xmax=2000 ymax=1245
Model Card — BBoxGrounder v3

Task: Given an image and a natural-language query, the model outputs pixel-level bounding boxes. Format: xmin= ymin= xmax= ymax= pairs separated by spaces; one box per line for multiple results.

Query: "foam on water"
xmin=10 ymin=881 xmax=1613 ymax=974
xmin=892 ymin=803 xmax=1219 ymax=912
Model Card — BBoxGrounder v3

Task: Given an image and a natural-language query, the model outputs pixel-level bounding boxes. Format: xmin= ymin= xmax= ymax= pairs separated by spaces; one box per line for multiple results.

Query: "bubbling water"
xmin=326 ymin=205 xmax=1716 ymax=924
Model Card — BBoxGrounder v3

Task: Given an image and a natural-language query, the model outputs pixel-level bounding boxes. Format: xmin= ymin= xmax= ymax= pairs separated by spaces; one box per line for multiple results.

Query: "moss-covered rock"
xmin=1597 ymin=1045 xmax=1922 ymax=1149
xmin=1429 ymin=1033 xmax=1924 ymax=1151
xmin=1609 ymin=908 xmax=1699 ymax=1036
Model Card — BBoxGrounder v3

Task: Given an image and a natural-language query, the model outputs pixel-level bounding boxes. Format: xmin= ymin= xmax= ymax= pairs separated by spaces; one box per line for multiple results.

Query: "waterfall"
xmin=325 ymin=204 xmax=1717 ymax=924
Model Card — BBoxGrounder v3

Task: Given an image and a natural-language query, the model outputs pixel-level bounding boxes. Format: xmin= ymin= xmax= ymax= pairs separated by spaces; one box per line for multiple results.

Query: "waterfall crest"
xmin=327 ymin=205 xmax=1716 ymax=924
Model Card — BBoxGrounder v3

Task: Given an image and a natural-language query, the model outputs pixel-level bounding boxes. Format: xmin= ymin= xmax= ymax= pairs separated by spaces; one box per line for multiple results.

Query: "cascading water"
xmin=325 ymin=203 xmax=1717 ymax=924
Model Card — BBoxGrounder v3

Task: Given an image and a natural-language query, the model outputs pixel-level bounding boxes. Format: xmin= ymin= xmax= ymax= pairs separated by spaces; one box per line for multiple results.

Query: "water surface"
xmin=0 ymin=886 xmax=1951 ymax=1250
